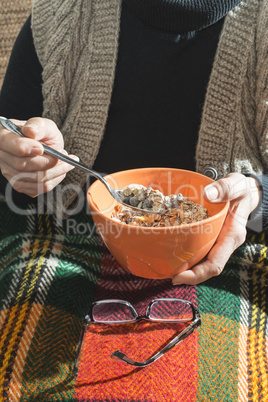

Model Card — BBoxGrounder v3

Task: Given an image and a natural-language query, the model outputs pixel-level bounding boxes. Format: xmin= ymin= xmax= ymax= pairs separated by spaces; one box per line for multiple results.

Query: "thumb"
xmin=203 ymin=183 xmax=220 ymax=202
xmin=203 ymin=173 xmax=254 ymax=203
xmin=21 ymin=117 xmax=64 ymax=150
xmin=22 ymin=119 xmax=42 ymax=140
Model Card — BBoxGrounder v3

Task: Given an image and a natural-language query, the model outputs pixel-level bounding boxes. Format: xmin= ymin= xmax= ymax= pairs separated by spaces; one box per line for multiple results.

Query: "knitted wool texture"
xmin=31 ymin=0 xmax=268 ymax=215
xmin=0 ymin=0 xmax=32 ymax=88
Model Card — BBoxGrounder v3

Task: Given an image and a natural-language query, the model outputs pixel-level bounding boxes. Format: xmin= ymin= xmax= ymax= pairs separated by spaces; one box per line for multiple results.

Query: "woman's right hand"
xmin=0 ymin=117 xmax=78 ymax=197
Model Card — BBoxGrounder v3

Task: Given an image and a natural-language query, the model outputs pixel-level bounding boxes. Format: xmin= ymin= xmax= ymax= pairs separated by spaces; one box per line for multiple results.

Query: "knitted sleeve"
xmin=242 ymin=0 xmax=268 ymax=173
xmin=195 ymin=0 xmax=268 ymax=179
xmin=247 ymin=0 xmax=268 ymax=232
xmin=31 ymin=0 xmax=122 ymax=217
xmin=254 ymin=0 xmax=268 ymax=171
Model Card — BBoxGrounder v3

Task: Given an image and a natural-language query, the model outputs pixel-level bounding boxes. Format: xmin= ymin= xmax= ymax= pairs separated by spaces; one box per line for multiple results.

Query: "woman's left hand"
xmin=172 ymin=173 xmax=261 ymax=285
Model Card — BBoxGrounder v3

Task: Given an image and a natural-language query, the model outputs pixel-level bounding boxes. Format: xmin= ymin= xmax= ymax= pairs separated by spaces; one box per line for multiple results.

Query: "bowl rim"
xmin=87 ymin=167 xmax=229 ymax=231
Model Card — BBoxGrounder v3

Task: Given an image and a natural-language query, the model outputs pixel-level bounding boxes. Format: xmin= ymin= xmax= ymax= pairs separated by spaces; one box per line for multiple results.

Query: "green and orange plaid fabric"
xmin=0 ymin=196 xmax=268 ymax=401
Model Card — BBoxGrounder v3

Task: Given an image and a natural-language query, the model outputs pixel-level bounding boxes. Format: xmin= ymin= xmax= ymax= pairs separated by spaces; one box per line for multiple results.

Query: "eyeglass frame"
xmin=74 ymin=298 xmax=201 ymax=375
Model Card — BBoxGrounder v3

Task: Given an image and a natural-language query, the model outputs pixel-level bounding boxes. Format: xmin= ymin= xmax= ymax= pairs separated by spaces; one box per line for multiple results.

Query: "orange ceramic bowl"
xmin=87 ymin=168 xmax=229 ymax=279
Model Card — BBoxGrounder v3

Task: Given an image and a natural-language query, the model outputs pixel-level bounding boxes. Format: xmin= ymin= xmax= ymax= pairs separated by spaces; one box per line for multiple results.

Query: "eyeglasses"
xmin=74 ymin=298 xmax=201 ymax=375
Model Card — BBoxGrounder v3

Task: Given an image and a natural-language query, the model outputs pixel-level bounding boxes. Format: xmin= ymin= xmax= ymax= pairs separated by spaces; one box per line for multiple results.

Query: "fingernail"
xmin=204 ymin=185 xmax=219 ymax=201
xmin=71 ymin=156 xmax=80 ymax=162
xmin=30 ymin=145 xmax=44 ymax=156
xmin=172 ymin=276 xmax=183 ymax=285
xmin=24 ymin=123 xmax=38 ymax=131
xmin=172 ymin=279 xmax=182 ymax=286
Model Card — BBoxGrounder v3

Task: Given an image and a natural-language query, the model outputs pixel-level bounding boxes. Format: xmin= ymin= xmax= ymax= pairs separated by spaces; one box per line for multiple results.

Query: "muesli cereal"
xmin=112 ymin=184 xmax=209 ymax=227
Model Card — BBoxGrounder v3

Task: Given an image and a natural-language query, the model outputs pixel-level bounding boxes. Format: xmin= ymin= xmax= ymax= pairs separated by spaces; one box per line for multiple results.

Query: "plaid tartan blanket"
xmin=0 ymin=197 xmax=268 ymax=401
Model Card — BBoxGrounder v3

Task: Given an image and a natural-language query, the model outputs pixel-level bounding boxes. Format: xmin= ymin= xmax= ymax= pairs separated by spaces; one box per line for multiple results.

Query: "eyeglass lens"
xmin=92 ymin=299 xmax=193 ymax=323
xmin=149 ymin=299 xmax=193 ymax=321
xmin=93 ymin=301 xmax=137 ymax=323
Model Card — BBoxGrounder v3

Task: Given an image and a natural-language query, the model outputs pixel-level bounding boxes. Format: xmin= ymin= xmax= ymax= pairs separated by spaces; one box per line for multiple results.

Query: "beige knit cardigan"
xmin=31 ymin=0 xmax=268 ymax=215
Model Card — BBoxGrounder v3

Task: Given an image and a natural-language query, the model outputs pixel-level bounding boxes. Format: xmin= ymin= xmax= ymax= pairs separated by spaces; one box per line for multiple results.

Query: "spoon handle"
xmin=0 ymin=116 xmax=105 ymax=184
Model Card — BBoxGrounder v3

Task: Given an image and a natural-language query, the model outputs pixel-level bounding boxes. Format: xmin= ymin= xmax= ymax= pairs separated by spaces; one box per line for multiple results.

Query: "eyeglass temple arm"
xmin=74 ymin=315 xmax=91 ymax=376
xmin=111 ymin=315 xmax=201 ymax=368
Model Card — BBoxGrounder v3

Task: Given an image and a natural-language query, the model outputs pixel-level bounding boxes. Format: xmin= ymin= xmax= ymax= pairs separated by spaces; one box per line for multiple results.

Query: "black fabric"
xmin=124 ymin=0 xmax=242 ymax=32
xmin=244 ymin=173 xmax=268 ymax=233
xmin=0 ymin=17 xmax=43 ymax=121
xmin=93 ymin=4 xmax=224 ymax=174
xmin=0 ymin=16 xmax=43 ymax=203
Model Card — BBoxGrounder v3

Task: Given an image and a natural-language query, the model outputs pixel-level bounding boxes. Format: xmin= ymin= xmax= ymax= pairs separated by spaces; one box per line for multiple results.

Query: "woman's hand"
xmin=172 ymin=173 xmax=261 ymax=285
xmin=0 ymin=117 xmax=78 ymax=197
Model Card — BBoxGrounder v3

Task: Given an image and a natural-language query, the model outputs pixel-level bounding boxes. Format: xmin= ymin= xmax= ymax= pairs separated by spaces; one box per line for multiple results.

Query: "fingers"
xmin=1 ymin=157 xmax=76 ymax=183
xmin=0 ymin=150 xmax=57 ymax=172
xmin=204 ymin=173 xmax=248 ymax=202
xmin=0 ymin=117 xmax=79 ymax=196
xmin=3 ymin=156 xmax=78 ymax=197
xmin=172 ymin=232 xmax=244 ymax=286
xmin=9 ymin=173 xmax=68 ymax=197
xmin=0 ymin=128 xmax=44 ymax=157
xmin=204 ymin=172 xmax=260 ymax=210
xmin=0 ymin=117 xmax=64 ymax=158
xmin=21 ymin=117 xmax=65 ymax=149
xmin=172 ymin=172 xmax=260 ymax=286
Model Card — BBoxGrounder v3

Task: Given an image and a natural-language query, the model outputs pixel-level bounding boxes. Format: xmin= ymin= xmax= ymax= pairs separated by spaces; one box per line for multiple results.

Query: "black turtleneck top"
xmin=0 ymin=0 xmax=267 ymax=231
xmin=124 ymin=0 xmax=240 ymax=32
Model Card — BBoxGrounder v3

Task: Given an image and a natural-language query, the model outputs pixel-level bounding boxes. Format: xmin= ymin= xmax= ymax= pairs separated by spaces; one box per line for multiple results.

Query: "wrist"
xmin=243 ymin=173 xmax=262 ymax=210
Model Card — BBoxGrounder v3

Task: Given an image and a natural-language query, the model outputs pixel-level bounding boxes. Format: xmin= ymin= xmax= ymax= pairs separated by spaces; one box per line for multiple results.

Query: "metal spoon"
xmin=0 ymin=116 xmax=160 ymax=214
